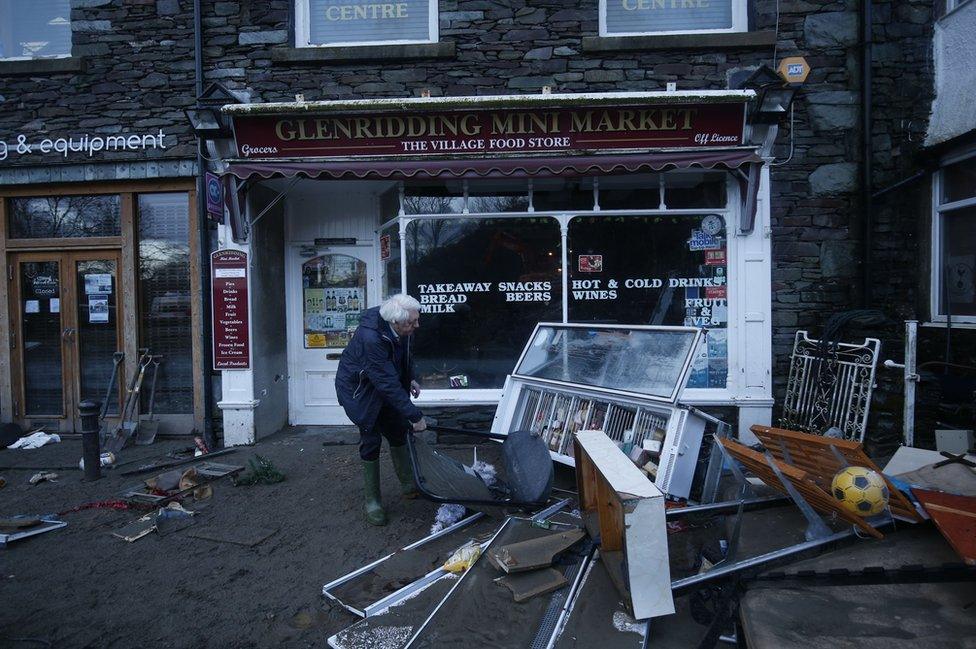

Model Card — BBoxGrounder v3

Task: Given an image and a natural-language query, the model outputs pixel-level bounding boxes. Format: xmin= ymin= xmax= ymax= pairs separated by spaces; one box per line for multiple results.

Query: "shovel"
xmin=105 ymin=349 xmax=151 ymax=453
xmin=135 ymin=355 xmax=162 ymax=446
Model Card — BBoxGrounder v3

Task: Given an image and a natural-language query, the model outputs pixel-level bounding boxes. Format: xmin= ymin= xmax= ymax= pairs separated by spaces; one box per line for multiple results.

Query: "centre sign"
xmin=231 ymin=102 xmax=745 ymax=159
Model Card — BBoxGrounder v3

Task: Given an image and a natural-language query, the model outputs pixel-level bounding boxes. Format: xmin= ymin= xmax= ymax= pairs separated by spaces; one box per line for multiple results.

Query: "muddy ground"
xmin=0 ymin=427 xmax=480 ymax=648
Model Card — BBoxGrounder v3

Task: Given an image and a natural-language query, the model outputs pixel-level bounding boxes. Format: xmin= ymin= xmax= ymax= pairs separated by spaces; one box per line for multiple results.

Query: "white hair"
xmin=379 ymin=293 xmax=421 ymax=323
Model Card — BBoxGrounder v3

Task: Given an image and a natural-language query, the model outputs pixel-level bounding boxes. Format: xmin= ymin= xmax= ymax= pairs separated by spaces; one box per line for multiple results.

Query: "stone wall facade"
xmin=0 ymin=0 xmax=199 ymax=173
xmin=1 ymin=0 xmax=953 ymax=449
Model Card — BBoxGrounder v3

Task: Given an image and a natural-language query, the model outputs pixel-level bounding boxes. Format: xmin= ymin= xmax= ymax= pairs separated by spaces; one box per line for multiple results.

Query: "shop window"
xmin=403 ymin=183 xmax=465 ymax=215
xmin=8 ymin=195 xmax=120 ymax=239
xmin=532 ymin=179 xmax=596 ymax=212
xmin=302 ymin=254 xmax=367 ymax=348
xmin=932 ymin=154 xmax=976 ymax=322
xmin=597 ymin=174 xmax=662 ymax=211
xmin=467 ymin=192 xmax=530 ymax=213
xmin=599 ymin=0 xmax=747 ymax=36
xmin=405 ymin=217 xmax=562 ymax=389
xmin=663 ymin=172 xmax=727 ymax=209
xmin=138 ymin=193 xmax=193 ymax=413
xmin=567 ymin=214 xmax=729 ymax=388
xmin=295 ymin=0 xmax=438 ymax=47
xmin=0 ymin=0 xmax=71 ymax=59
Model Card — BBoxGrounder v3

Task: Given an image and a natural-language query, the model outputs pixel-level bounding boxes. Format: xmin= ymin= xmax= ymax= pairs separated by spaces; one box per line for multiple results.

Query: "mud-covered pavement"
xmin=0 ymin=427 xmax=444 ymax=648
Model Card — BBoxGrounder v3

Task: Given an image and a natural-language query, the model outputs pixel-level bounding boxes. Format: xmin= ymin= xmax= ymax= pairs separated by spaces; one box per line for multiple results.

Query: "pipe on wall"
xmin=193 ymin=0 xmax=216 ymax=449
xmin=860 ymin=0 xmax=873 ymax=307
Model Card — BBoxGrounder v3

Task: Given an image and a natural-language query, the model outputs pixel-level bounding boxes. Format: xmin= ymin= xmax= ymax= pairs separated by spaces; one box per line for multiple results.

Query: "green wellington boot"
xmin=362 ymin=460 xmax=387 ymax=526
xmin=389 ymin=443 xmax=419 ymax=499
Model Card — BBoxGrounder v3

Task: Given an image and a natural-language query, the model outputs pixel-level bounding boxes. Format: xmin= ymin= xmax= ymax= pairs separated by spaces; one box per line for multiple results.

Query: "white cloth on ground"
xmin=7 ymin=431 xmax=61 ymax=450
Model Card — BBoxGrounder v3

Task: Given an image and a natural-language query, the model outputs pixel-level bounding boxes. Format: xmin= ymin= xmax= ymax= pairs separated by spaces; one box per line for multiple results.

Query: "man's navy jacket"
xmin=335 ymin=306 xmax=422 ymax=432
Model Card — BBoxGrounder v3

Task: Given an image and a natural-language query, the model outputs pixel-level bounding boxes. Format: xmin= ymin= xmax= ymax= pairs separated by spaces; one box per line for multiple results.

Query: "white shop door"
xmin=287 ymin=244 xmax=378 ymax=425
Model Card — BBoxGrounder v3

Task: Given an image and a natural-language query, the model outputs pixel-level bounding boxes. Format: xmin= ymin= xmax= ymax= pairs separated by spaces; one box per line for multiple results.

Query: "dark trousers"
xmin=359 ymin=406 xmax=409 ymax=461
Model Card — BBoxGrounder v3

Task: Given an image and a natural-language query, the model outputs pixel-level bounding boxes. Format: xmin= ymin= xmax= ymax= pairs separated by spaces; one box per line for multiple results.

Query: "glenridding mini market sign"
xmin=231 ymin=102 xmax=745 ymax=159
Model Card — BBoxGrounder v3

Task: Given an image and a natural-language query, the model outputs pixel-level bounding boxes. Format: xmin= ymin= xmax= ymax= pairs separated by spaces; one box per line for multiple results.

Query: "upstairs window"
xmin=932 ymin=153 xmax=976 ymax=323
xmin=295 ymin=0 xmax=438 ymax=47
xmin=599 ymin=0 xmax=747 ymax=37
xmin=0 ymin=0 xmax=71 ymax=60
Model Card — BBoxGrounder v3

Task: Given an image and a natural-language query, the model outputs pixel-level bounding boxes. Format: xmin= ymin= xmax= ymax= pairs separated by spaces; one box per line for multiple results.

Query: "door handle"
xmin=62 ymin=327 xmax=75 ymax=342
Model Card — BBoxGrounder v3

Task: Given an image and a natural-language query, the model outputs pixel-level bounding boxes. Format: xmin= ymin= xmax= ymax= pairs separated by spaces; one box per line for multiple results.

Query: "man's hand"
xmin=410 ymin=380 xmax=421 ymax=398
xmin=412 ymin=417 xmax=427 ymax=432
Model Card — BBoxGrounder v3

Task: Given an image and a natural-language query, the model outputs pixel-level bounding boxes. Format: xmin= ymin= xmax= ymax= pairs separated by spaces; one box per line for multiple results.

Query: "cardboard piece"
xmin=574 ymin=431 xmax=674 ymax=620
xmin=497 ymin=567 xmax=568 ymax=603
xmin=489 ymin=529 xmax=585 ymax=574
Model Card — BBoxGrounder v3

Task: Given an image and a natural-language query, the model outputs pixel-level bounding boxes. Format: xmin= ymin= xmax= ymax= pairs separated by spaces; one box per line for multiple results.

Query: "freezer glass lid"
xmin=514 ymin=324 xmax=700 ymax=401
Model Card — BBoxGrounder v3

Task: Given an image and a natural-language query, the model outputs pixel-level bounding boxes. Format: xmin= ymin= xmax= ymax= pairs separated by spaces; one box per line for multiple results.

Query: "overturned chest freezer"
xmin=491 ymin=323 xmax=722 ymax=500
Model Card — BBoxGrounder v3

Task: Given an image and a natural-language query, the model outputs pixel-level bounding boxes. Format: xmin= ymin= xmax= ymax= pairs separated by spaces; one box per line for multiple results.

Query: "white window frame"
xmin=295 ymin=0 xmax=438 ymax=48
xmin=598 ymin=0 xmax=747 ymax=37
xmin=930 ymin=149 xmax=976 ymax=324
xmin=0 ymin=1 xmax=72 ymax=61
xmin=947 ymin=0 xmax=973 ymax=13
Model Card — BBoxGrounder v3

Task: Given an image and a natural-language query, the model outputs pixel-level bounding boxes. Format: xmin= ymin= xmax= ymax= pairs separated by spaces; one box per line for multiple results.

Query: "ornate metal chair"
xmin=780 ymin=330 xmax=881 ymax=443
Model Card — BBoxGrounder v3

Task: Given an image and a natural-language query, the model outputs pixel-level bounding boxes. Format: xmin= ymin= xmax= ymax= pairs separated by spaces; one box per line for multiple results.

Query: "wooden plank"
xmin=0 ymin=180 xmax=193 ymax=197
xmin=751 ymin=425 xmax=921 ymax=523
xmin=913 ymin=489 xmax=976 ymax=566
xmin=596 ymin=476 xmax=623 ymax=552
xmin=6 ymin=236 xmax=123 ymax=250
xmin=187 ymin=188 xmax=205 ymax=433
xmin=0 ymin=197 xmax=12 ymax=424
xmin=120 ymin=193 xmax=139 ymax=427
xmin=717 ymin=437 xmax=883 ymax=539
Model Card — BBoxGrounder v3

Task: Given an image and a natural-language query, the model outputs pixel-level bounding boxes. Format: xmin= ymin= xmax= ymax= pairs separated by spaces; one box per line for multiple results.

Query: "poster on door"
xmin=304 ymin=287 xmax=364 ymax=347
xmin=84 ymin=273 xmax=113 ymax=295
xmin=89 ymin=296 xmax=109 ymax=323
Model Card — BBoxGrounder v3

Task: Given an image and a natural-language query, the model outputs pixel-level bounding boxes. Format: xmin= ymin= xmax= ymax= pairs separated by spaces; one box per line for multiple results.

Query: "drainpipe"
xmin=193 ymin=0 xmax=216 ymax=449
xmin=860 ymin=0 xmax=873 ymax=308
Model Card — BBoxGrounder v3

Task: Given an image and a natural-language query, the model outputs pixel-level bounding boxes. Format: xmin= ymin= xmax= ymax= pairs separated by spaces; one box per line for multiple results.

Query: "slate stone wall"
xmin=0 ymin=0 xmax=199 ymax=170
xmin=0 ymin=0 xmax=948 ymax=446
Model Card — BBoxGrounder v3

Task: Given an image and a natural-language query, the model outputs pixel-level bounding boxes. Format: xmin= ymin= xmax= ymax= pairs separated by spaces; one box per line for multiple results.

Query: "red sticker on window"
xmin=705 ymin=286 xmax=727 ymax=299
xmin=704 ymin=249 xmax=726 ymax=266
xmin=578 ymin=255 xmax=603 ymax=273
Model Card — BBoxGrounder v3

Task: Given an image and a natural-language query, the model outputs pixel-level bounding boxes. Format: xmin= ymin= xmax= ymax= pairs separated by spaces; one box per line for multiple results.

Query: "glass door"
xmin=11 ymin=251 xmax=123 ymax=431
xmin=14 ymin=255 xmax=65 ymax=421
xmin=72 ymin=252 xmax=123 ymax=428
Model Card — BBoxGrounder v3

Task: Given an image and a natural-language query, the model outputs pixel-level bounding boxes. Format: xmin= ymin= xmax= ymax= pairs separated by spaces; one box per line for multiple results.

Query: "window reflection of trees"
xmin=9 ymin=195 xmax=121 ymax=238
xmin=407 ymin=219 xmax=473 ymax=266
xmin=138 ymin=194 xmax=192 ymax=414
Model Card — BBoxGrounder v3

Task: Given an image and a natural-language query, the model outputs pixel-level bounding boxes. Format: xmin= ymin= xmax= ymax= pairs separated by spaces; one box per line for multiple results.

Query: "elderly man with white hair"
xmin=335 ymin=293 xmax=427 ymax=526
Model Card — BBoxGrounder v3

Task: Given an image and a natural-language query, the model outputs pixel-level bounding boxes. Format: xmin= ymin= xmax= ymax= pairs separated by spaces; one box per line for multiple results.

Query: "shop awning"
xmin=224 ymin=149 xmax=760 ymax=181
